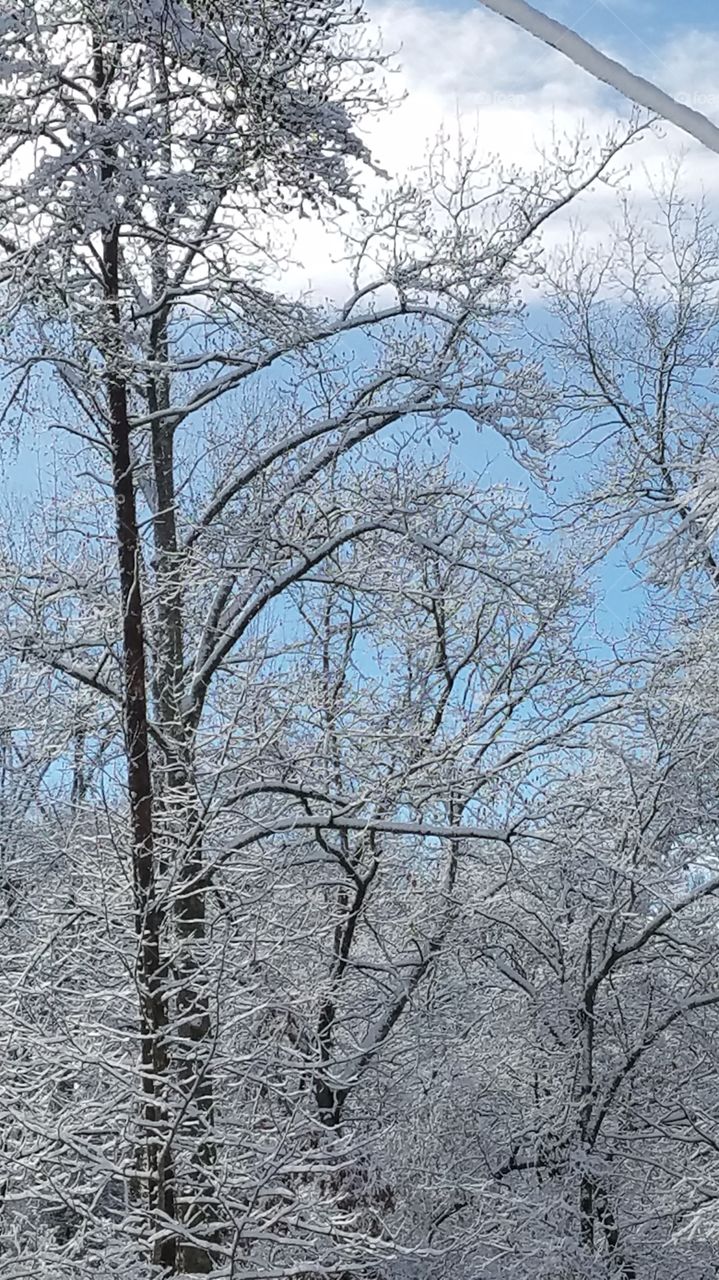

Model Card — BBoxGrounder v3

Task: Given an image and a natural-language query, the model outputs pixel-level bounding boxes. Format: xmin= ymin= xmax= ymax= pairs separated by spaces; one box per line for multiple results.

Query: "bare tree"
xmin=547 ymin=185 xmax=719 ymax=602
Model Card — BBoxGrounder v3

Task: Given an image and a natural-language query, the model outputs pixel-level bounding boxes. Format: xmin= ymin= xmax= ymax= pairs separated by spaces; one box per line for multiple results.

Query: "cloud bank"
xmin=288 ymin=2 xmax=719 ymax=299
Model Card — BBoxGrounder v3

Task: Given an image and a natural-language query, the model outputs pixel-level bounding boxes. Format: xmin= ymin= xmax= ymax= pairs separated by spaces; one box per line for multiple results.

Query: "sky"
xmin=289 ymin=0 xmax=719 ymax=296
xmin=318 ymin=0 xmax=719 ymax=639
xmin=8 ymin=0 xmax=719 ymax=643
xmin=373 ymin=0 xmax=719 ymax=174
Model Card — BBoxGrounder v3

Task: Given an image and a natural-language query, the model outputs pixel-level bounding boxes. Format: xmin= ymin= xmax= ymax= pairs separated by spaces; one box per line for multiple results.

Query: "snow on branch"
xmin=227 ymin=812 xmax=511 ymax=850
xmin=203 ymin=813 xmax=512 ymax=882
xmin=476 ymin=0 xmax=719 ymax=156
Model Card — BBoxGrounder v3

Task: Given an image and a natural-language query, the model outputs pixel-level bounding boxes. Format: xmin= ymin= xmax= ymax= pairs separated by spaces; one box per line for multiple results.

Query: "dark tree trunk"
xmin=106 ymin=305 xmax=177 ymax=1270
xmin=147 ymin=296 xmax=217 ymax=1270
xmin=95 ymin=40 xmax=177 ymax=1271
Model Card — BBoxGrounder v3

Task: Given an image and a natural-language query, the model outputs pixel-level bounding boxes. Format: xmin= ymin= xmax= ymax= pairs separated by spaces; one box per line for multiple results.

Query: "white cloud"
xmin=286 ymin=2 xmax=719 ymax=299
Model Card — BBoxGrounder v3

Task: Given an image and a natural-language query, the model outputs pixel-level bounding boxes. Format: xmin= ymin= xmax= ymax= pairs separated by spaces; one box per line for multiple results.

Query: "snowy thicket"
xmin=1 ymin=3 xmax=719 ymax=1279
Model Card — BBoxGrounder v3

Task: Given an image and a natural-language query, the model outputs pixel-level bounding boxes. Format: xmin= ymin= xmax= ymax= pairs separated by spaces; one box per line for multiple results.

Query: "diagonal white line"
xmin=476 ymin=0 xmax=719 ymax=156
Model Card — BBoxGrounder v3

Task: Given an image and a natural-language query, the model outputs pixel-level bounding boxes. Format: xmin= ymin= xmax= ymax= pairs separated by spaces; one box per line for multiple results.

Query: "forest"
xmin=2 ymin=2 xmax=719 ymax=1278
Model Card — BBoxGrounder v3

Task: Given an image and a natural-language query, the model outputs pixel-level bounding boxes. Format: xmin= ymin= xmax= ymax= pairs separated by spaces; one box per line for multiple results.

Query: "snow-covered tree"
xmin=0 ymin=3 xmax=643 ymax=1272
xmin=6 ymin=4 xmax=719 ymax=1279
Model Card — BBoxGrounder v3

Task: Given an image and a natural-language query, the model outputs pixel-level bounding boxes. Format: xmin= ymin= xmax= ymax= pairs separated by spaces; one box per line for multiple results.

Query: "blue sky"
xmin=293 ymin=0 xmax=719 ymax=298
xmin=408 ymin=0 xmax=719 ymax=89
xmin=369 ymin=0 xmax=719 ymax=637
xmin=7 ymin=0 xmax=719 ymax=648
xmin=540 ymin=0 xmax=719 ymax=69
xmin=426 ymin=0 xmax=719 ymax=34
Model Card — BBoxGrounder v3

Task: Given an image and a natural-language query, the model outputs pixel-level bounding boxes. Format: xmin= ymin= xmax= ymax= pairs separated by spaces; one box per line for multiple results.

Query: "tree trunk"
xmin=148 ymin=298 xmax=217 ymax=1270
xmin=105 ymin=277 xmax=177 ymax=1270
xmin=95 ymin=40 xmax=177 ymax=1271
